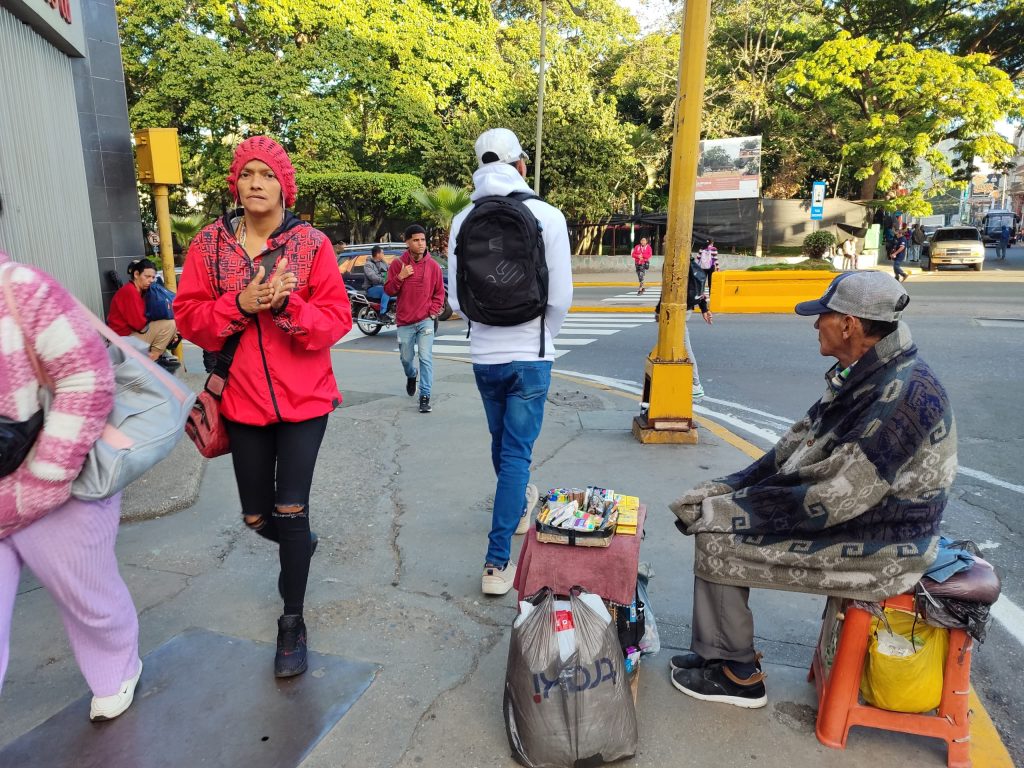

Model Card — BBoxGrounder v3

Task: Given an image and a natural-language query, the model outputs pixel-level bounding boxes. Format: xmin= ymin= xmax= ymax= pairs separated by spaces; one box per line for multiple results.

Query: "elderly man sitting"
xmin=669 ymin=271 xmax=958 ymax=708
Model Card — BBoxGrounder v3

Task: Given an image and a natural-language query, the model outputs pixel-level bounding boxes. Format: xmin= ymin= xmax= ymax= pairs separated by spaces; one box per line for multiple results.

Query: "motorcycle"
xmin=347 ymin=286 xmax=395 ymax=336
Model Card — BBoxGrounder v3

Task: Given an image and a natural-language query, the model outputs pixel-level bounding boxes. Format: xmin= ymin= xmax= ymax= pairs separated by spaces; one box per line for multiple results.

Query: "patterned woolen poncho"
xmin=671 ymin=323 xmax=957 ymax=601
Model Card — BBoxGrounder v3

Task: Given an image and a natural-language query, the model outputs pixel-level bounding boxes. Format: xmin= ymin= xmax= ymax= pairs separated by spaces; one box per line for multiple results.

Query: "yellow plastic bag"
xmin=860 ymin=608 xmax=949 ymax=713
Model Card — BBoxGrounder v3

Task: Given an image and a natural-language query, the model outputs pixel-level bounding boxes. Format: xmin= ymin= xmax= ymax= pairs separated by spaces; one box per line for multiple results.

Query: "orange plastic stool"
xmin=809 ymin=593 xmax=972 ymax=768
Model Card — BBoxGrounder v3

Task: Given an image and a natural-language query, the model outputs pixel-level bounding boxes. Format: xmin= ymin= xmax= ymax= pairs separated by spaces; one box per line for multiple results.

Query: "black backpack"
xmin=455 ymin=191 xmax=548 ymax=356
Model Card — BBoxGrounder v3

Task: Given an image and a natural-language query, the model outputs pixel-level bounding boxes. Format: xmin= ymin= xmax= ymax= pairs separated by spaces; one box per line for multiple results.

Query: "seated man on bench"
xmin=668 ymin=271 xmax=958 ymax=709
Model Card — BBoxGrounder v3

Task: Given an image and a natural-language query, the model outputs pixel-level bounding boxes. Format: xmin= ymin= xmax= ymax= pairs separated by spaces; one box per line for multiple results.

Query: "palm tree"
xmin=169 ymin=213 xmax=207 ymax=251
xmin=412 ymin=184 xmax=472 ymax=256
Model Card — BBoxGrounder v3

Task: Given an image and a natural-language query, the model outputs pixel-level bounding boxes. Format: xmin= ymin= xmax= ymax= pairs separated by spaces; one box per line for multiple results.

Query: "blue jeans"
xmin=473 ymin=361 xmax=552 ymax=568
xmin=892 ymin=257 xmax=907 ymax=279
xmin=397 ymin=319 xmax=434 ymax=397
xmin=366 ymin=285 xmax=391 ymax=315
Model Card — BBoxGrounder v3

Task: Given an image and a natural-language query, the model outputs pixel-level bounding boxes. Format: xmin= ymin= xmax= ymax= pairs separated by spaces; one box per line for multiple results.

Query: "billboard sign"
xmin=695 ymin=136 xmax=762 ymax=200
xmin=810 ymin=181 xmax=826 ymax=220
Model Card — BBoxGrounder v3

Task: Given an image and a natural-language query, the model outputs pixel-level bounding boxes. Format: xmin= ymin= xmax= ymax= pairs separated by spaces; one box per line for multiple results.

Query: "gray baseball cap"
xmin=794 ymin=271 xmax=909 ymax=321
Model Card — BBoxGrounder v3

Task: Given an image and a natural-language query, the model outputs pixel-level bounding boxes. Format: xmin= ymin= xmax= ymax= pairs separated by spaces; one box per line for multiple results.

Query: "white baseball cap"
xmin=475 ymin=128 xmax=527 ymax=166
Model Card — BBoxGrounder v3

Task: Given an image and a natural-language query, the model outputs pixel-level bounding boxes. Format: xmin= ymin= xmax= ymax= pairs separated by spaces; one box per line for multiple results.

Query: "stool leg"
xmin=816 ymin=604 xmax=873 ymax=749
xmin=939 ymin=630 xmax=972 ymax=768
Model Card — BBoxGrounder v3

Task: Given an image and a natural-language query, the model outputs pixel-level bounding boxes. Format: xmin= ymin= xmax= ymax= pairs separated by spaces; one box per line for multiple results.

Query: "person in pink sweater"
xmin=631 ymin=237 xmax=653 ymax=294
xmin=0 ymin=253 xmax=142 ymax=722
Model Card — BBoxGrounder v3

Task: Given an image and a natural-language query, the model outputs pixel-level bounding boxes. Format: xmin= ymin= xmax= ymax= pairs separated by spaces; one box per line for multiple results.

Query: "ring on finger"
xmin=256 ymin=296 xmax=263 ymax=305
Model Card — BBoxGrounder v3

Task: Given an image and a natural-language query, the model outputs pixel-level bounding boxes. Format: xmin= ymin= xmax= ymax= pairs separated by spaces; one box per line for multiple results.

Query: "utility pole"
xmin=534 ymin=0 xmax=547 ymax=196
xmin=632 ymin=0 xmax=712 ymax=444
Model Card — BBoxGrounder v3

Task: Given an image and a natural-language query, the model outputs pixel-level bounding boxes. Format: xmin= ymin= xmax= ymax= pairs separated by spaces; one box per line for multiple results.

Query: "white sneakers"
xmin=515 ymin=483 xmax=540 ymax=535
xmin=89 ymin=658 xmax=143 ymax=722
xmin=482 ymin=562 xmax=517 ymax=596
xmin=486 ymin=484 xmax=537 ymax=595
xmin=692 ymin=384 xmax=705 ymax=401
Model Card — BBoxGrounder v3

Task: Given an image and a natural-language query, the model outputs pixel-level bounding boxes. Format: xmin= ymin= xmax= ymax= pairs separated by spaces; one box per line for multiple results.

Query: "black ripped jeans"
xmin=225 ymin=415 xmax=329 ymax=616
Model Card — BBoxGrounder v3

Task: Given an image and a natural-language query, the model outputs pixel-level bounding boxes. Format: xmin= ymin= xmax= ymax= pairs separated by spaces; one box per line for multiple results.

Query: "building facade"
xmin=1007 ymin=125 xmax=1024 ymax=221
xmin=0 ymin=0 xmax=144 ymax=314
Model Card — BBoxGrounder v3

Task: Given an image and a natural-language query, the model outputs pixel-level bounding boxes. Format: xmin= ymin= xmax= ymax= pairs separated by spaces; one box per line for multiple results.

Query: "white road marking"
xmin=990 ymin=597 xmax=1024 ymax=648
xmin=957 ymin=467 xmax=1024 ymax=495
xmin=556 ymin=328 xmax=619 ymax=335
xmin=568 ymin=314 xmax=656 ymax=321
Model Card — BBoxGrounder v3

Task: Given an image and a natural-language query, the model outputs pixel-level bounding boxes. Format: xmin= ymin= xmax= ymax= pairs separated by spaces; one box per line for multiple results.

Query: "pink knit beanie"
xmin=227 ymin=136 xmax=298 ymax=207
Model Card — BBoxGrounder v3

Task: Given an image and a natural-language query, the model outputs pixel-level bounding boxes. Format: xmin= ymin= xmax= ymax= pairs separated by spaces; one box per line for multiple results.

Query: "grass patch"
xmin=746 ymin=258 xmax=838 ymax=272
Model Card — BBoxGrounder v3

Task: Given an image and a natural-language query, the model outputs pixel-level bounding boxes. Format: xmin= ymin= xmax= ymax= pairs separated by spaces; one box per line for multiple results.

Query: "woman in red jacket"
xmin=106 ymin=258 xmax=178 ymax=368
xmin=173 ymin=136 xmax=352 ymax=678
xmin=631 ymin=237 xmax=652 ymax=294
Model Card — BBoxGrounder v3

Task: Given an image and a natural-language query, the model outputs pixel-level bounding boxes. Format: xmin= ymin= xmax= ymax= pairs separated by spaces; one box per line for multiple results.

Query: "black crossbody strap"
xmin=203 ymin=333 xmax=242 ymax=399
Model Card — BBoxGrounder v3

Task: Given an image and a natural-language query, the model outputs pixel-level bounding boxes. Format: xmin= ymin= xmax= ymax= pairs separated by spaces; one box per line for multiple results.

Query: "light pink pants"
xmin=0 ymin=494 xmax=139 ymax=698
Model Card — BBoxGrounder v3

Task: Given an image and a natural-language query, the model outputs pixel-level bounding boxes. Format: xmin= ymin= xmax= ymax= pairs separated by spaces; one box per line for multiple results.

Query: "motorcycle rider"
xmin=363 ymin=246 xmax=392 ymax=320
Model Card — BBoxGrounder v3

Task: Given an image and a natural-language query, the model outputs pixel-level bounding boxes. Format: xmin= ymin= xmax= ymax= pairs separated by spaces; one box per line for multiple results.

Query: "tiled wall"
xmin=71 ymin=0 xmax=145 ymax=310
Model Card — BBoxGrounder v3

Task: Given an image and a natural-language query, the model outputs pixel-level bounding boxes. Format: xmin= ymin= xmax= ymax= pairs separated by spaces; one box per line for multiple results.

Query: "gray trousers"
xmin=684 ymin=324 xmax=701 ymax=388
xmin=690 ymin=575 xmax=756 ymax=663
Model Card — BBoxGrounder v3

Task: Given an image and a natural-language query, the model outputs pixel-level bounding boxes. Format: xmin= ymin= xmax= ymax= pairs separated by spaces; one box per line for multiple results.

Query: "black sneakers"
xmin=669 ymin=650 xmax=762 ymax=672
xmin=277 ymin=532 xmax=318 ymax=600
xmin=419 ymin=395 xmax=431 ymax=413
xmin=669 ymin=652 xmax=708 ymax=671
xmin=274 ymin=614 xmax=308 ymax=678
xmin=670 ymin=662 xmax=767 ymax=709
xmin=155 ymin=355 xmax=180 ymax=371
xmin=406 ymin=376 xmax=417 ymax=396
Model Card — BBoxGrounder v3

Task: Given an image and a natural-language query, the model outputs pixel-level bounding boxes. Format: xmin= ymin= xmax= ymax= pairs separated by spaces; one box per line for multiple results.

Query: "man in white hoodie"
xmin=448 ymin=128 xmax=574 ymax=596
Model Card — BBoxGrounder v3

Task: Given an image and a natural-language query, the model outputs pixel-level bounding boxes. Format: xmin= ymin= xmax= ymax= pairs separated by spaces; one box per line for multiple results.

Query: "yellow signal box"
xmin=134 ymin=128 xmax=182 ymax=185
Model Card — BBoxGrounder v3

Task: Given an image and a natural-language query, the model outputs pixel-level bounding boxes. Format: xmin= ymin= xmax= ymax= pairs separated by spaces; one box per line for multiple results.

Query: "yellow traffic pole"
xmin=151 ymin=183 xmax=182 ymax=363
xmin=152 ymin=184 xmax=177 ymax=292
xmin=632 ymin=0 xmax=712 ymax=444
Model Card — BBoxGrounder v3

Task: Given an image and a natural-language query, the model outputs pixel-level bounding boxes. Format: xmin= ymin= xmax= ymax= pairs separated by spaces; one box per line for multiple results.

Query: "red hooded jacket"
xmin=383 ymin=251 xmax=445 ymax=327
xmin=174 ymin=212 xmax=352 ymax=426
xmin=107 ymin=283 xmax=148 ymax=335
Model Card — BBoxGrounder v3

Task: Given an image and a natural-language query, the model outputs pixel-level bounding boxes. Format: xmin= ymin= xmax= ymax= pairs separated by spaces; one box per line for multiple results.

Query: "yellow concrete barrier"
xmin=709 ymin=270 xmax=838 ymax=314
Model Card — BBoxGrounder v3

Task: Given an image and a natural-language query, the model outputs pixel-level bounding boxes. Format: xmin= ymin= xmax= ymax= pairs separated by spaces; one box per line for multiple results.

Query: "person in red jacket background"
xmin=106 ymin=258 xmax=178 ymax=368
xmin=631 ymin=237 xmax=652 ymax=294
xmin=384 ymin=224 xmax=445 ymax=414
xmin=173 ymin=136 xmax=351 ymax=678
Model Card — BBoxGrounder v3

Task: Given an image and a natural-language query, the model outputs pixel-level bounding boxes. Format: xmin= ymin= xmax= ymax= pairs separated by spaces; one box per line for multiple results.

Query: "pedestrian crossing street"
xmin=431 ymin=313 xmax=656 ymax=358
xmin=603 ymin=287 xmax=661 ymax=305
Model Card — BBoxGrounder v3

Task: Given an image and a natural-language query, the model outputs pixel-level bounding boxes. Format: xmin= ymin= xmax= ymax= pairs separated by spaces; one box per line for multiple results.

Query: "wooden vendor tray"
xmin=535 ymin=519 xmax=614 ymax=547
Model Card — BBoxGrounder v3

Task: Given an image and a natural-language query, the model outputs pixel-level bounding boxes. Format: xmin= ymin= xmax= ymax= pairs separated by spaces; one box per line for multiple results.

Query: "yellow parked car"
xmin=927 ymin=227 xmax=985 ymax=272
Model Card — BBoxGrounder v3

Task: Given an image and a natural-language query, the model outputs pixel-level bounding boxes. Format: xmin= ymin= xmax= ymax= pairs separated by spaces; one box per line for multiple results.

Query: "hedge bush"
xmin=802 ymin=231 xmax=837 ymax=259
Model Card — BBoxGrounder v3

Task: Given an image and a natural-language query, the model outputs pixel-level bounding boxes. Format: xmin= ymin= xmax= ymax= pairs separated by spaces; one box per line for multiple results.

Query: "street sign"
xmin=147 ymin=231 xmax=160 ymax=247
xmin=810 ymin=181 xmax=825 ymax=221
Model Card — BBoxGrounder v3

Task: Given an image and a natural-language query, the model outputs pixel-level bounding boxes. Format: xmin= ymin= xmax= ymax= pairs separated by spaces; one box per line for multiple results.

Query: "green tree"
xmin=821 ymin=0 xmax=1024 ymax=80
xmin=412 ymin=184 xmax=473 ymax=252
xmin=298 ymin=172 xmax=423 ymax=242
xmin=786 ymin=34 xmax=1021 ymax=203
xmin=118 ymin=0 xmax=509 ymax=203
xmin=169 ymin=214 xmax=206 ymax=251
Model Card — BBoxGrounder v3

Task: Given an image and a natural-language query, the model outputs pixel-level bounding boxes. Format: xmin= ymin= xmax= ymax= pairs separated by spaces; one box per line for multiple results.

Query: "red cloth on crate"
xmin=514 ymin=505 xmax=646 ymax=606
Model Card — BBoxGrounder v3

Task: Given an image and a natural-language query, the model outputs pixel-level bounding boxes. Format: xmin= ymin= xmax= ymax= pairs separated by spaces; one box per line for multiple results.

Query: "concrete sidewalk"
xmin=0 ymin=348 xmax=997 ymax=767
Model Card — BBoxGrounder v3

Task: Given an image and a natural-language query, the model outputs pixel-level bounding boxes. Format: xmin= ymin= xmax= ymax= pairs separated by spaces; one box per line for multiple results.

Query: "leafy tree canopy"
xmin=297 ymin=171 xmax=423 ymax=242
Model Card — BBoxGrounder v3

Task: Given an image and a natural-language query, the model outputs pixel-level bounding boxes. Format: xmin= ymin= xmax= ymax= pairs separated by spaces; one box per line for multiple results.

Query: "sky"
xmin=616 ymin=0 xmax=677 ymax=33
